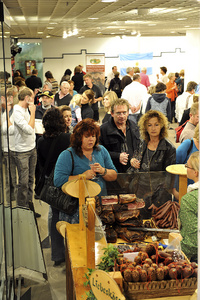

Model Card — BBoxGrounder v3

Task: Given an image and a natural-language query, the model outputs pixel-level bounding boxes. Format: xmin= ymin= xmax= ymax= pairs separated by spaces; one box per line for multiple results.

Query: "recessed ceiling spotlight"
xmin=49 ymin=22 xmax=57 ymax=25
xmin=111 ymin=33 xmax=115 ymax=34
xmin=131 ymin=31 xmax=137 ymax=35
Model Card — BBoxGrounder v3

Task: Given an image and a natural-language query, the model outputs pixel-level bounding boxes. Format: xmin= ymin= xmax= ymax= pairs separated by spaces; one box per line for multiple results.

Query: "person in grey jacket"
xmin=145 ymin=82 xmax=171 ymax=122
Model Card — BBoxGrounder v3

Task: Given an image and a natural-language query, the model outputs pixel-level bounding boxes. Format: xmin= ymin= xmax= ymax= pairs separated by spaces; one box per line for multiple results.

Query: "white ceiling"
xmin=2 ymin=0 xmax=200 ymax=39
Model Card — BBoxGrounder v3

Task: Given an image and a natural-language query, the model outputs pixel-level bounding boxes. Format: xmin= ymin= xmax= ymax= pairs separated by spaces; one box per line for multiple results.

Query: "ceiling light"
xmin=149 ymin=8 xmax=177 ymax=14
xmin=177 ymin=18 xmax=187 ymax=20
xmin=171 ymin=31 xmax=175 ymax=33
xmin=47 ymin=27 xmax=54 ymax=29
xmin=46 ymin=36 xmax=50 ymax=38
xmin=97 ymin=32 xmax=101 ymax=34
xmin=15 ymin=16 xmax=26 ymax=21
xmin=78 ymin=36 xmax=85 ymax=39
xmin=148 ymin=24 xmax=156 ymax=26
xmin=137 ymin=32 xmax=141 ymax=37
xmin=88 ymin=18 xmax=99 ymax=20
xmin=49 ymin=22 xmax=57 ymax=25
xmin=125 ymin=20 xmax=148 ymax=24
xmin=184 ymin=25 xmax=190 ymax=27
xmin=38 ymin=32 xmax=43 ymax=34
xmin=119 ymin=29 xmax=126 ymax=31
xmin=100 ymin=0 xmax=118 ymax=2
xmin=73 ymin=29 xmax=78 ymax=35
xmin=63 ymin=31 xmax=68 ymax=38
xmin=111 ymin=33 xmax=115 ymax=34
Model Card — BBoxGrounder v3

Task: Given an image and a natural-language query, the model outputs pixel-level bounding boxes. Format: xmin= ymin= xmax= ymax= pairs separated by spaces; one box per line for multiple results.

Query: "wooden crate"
xmin=124 ymin=277 xmax=197 ymax=300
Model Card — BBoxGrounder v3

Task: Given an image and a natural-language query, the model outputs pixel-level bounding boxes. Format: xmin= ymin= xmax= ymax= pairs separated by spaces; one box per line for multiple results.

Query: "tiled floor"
xmin=21 ymin=113 xmax=179 ymax=300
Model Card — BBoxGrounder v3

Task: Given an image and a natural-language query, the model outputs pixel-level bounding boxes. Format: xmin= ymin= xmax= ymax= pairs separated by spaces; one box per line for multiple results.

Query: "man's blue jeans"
xmin=13 ymin=148 xmax=37 ymax=207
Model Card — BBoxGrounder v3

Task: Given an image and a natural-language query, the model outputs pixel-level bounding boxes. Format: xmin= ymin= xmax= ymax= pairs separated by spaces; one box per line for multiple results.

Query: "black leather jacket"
xmin=99 ymin=117 xmax=140 ymax=173
xmin=139 ymin=138 xmax=176 ymax=172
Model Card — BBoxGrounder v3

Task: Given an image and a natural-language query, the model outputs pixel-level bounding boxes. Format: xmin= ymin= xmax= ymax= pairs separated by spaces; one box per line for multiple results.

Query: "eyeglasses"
xmin=115 ymin=111 xmax=128 ymax=116
xmin=185 ymin=163 xmax=194 ymax=170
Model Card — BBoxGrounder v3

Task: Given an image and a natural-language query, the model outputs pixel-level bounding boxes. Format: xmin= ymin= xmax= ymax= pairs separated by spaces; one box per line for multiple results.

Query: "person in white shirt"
xmin=12 ymin=87 xmax=37 ymax=208
xmin=156 ymin=66 xmax=168 ymax=84
xmin=105 ymin=66 xmax=117 ymax=89
xmin=176 ymin=81 xmax=197 ymax=123
xmin=122 ymin=74 xmax=148 ymax=123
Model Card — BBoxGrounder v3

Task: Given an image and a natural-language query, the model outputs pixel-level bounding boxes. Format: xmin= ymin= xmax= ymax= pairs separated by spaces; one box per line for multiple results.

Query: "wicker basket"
xmin=124 ymin=277 xmax=197 ymax=299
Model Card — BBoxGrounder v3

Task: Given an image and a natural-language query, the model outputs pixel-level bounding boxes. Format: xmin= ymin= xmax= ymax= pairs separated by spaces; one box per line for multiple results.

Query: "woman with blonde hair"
xmin=131 ymin=110 xmax=176 ymax=171
xmin=102 ymin=91 xmax=118 ymax=123
xmin=129 ymin=110 xmax=176 ymax=219
xmin=179 ymin=151 xmax=199 ymax=262
xmin=69 ymin=94 xmax=82 ymax=126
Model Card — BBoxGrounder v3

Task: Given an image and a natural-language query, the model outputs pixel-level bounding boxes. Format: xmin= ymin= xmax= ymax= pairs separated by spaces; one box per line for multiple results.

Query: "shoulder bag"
xmin=40 ymin=150 xmax=79 ymax=216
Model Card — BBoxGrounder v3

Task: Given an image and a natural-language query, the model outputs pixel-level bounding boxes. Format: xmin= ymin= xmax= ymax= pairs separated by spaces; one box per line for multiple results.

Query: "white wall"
xmin=40 ymin=36 xmax=187 ymax=85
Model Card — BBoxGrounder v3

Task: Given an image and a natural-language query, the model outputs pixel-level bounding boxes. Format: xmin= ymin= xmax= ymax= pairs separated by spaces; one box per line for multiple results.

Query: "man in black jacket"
xmin=25 ymin=69 xmax=42 ymax=91
xmin=100 ymin=98 xmax=140 ymax=173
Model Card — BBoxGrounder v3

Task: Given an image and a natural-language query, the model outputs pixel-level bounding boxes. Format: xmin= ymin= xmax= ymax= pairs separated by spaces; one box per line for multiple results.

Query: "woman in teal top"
xmin=179 ymin=151 xmax=199 ymax=262
xmin=54 ymin=118 xmax=117 ymax=223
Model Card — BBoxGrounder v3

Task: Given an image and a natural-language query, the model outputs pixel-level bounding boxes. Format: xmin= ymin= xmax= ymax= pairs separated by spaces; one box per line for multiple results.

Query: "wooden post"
xmin=79 ymin=174 xmax=86 ymax=231
xmin=86 ymin=197 xmax=95 ymax=269
xmin=179 ymin=174 xmax=188 ymax=205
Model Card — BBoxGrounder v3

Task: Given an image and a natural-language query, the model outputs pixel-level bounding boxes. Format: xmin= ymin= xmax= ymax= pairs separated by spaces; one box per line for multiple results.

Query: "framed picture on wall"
xmin=25 ymin=60 xmax=36 ymax=75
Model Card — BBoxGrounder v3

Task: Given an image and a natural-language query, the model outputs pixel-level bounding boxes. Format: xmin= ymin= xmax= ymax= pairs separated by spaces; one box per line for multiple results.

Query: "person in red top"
xmin=166 ymin=72 xmax=178 ymax=123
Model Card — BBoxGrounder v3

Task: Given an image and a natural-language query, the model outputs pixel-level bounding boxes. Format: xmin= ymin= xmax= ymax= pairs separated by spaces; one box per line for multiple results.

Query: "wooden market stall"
xmin=57 ymin=172 xmax=197 ymax=300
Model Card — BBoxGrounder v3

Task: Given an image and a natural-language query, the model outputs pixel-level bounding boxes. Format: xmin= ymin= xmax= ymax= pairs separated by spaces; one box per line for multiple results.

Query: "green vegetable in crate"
xmin=98 ymin=244 xmax=119 ymax=272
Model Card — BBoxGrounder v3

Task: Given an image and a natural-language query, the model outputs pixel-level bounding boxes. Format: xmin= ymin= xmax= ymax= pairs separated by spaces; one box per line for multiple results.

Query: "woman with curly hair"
xmin=130 ymin=110 xmax=176 ymax=171
xmin=37 ymin=107 xmax=70 ymax=266
xmin=54 ymin=118 xmax=117 ymax=223
xmin=129 ymin=110 xmax=176 ymax=219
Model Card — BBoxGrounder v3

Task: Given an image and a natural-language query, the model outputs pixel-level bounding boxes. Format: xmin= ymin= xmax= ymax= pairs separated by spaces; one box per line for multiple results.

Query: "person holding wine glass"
xmin=130 ymin=110 xmax=176 ymax=171
xmin=129 ymin=110 xmax=176 ymax=219
xmin=54 ymin=118 xmax=117 ymax=223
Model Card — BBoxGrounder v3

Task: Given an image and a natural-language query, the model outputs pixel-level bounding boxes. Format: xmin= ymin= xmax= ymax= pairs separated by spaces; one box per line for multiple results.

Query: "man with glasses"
xmin=100 ymin=98 xmax=140 ymax=173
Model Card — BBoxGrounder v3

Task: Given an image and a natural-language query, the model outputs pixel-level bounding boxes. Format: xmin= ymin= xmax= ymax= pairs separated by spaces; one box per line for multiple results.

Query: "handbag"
xmin=175 ymin=120 xmax=188 ymax=143
xmin=40 ymin=150 xmax=79 ymax=216
xmin=35 ymin=137 xmax=58 ymax=197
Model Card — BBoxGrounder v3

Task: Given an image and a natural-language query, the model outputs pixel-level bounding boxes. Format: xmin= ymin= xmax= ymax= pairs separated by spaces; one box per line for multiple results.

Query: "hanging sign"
xmin=90 ymin=270 xmax=125 ymax=300
xmin=86 ymin=54 xmax=105 ymax=95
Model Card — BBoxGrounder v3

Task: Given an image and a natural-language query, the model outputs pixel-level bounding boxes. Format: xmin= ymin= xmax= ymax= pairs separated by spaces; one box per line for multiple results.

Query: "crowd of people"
xmin=1 ymin=63 xmax=199 ymax=265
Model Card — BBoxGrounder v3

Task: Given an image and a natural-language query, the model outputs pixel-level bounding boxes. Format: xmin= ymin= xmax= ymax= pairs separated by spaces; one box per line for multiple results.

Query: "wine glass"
xmin=89 ymin=154 xmax=99 ymax=180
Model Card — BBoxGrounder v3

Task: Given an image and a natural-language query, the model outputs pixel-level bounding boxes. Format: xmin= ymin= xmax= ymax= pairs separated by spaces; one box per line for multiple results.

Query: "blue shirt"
xmin=54 ymin=145 xmax=117 ymax=196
